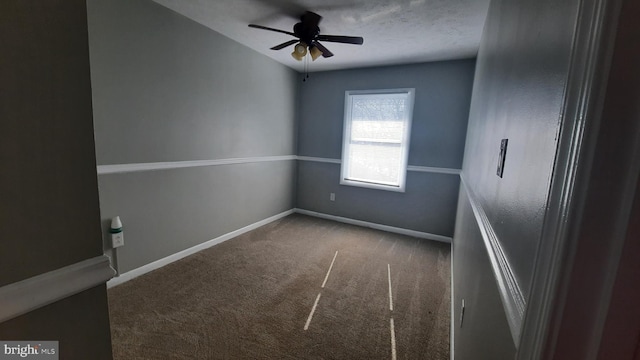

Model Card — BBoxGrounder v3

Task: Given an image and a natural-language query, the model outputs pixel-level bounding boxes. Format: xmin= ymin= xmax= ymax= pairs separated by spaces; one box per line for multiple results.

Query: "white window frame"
xmin=340 ymin=88 xmax=415 ymax=192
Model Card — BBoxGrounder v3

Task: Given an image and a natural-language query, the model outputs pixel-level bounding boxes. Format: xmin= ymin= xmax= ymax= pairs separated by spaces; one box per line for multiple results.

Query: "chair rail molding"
xmin=0 ymin=255 xmax=115 ymax=323
xmin=460 ymin=177 xmax=525 ymax=346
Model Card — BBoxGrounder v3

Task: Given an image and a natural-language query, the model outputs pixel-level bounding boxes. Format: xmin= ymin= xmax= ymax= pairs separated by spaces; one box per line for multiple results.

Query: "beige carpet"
xmin=108 ymin=214 xmax=451 ymax=359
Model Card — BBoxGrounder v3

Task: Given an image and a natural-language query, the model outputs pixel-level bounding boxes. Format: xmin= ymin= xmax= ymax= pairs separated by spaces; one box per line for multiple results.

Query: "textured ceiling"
xmin=152 ymin=0 xmax=490 ymax=72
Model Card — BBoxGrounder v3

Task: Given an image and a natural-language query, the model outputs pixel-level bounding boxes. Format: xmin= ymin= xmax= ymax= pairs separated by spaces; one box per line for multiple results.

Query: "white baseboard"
xmin=294 ymin=208 xmax=452 ymax=243
xmin=107 ymin=209 xmax=295 ymax=288
xmin=108 ymin=207 xmax=451 ymax=288
xmin=451 ymin=242 xmax=455 ymax=360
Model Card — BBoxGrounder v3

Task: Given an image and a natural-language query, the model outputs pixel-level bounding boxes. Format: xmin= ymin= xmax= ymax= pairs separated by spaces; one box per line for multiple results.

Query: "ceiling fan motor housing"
xmin=293 ymin=22 xmax=319 ymax=45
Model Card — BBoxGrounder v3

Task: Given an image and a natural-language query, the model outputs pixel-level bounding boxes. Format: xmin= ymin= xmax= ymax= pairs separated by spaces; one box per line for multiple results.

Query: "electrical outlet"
xmin=330 ymin=193 xmax=335 ymax=201
xmin=460 ymin=299 xmax=465 ymax=328
xmin=112 ymin=232 xmax=124 ymax=248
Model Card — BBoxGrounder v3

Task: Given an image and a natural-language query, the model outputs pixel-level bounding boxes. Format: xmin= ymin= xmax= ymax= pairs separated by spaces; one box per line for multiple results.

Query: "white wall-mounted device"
xmin=110 ymin=216 xmax=124 ymax=248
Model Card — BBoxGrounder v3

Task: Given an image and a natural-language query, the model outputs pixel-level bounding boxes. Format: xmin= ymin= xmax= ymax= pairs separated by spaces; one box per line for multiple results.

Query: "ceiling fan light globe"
xmin=310 ymin=46 xmax=322 ymax=61
xmin=296 ymin=42 xmax=308 ymax=54
xmin=291 ymin=42 xmax=307 ymax=61
xmin=291 ymin=51 xmax=304 ymax=61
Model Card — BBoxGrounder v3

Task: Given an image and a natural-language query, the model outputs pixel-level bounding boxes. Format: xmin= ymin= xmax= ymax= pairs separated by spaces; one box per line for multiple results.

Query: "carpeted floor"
xmin=108 ymin=214 xmax=451 ymax=359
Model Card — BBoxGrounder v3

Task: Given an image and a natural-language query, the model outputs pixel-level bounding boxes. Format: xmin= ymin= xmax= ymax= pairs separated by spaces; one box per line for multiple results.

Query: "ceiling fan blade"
xmin=248 ymin=24 xmax=296 ymax=37
xmin=270 ymin=39 xmax=299 ymax=50
xmin=316 ymin=35 xmax=364 ymax=45
xmin=313 ymin=41 xmax=334 ymax=58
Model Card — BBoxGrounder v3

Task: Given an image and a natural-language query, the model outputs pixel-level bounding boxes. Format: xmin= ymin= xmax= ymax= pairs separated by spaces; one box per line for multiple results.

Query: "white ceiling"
xmin=152 ymin=0 xmax=490 ymax=72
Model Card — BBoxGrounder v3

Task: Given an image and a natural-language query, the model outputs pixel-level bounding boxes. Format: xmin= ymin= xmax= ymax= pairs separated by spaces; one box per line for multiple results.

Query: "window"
xmin=340 ymin=89 xmax=415 ymax=192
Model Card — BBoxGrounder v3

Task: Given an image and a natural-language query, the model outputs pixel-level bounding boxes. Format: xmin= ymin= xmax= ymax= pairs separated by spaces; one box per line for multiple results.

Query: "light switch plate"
xmin=497 ymin=139 xmax=508 ymax=178
xmin=460 ymin=299 xmax=465 ymax=328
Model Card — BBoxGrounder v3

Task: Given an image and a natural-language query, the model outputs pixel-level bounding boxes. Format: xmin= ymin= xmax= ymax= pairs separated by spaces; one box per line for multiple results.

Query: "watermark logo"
xmin=0 ymin=342 xmax=57 ymax=359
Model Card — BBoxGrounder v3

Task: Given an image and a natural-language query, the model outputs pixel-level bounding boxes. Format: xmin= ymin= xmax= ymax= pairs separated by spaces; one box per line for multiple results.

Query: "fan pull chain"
xmin=303 ymin=54 xmax=310 ymax=82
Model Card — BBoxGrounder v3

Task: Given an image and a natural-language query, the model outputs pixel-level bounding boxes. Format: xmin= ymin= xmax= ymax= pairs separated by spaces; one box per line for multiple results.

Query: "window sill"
xmin=340 ymin=178 xmax=406 ymax=193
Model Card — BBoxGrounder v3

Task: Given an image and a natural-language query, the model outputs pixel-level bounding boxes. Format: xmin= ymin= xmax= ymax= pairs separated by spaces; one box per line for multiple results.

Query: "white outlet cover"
xmin=112 ymin=233 xmax=124 ymax=248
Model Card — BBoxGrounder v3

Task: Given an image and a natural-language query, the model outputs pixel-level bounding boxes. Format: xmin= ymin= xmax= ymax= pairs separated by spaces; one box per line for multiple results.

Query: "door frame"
xmin=517 ymin=0 xmax=640 ymax=358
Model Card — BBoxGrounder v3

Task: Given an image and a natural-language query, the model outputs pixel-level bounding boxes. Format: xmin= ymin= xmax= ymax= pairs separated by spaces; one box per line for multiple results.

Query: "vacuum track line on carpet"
xmin=305 ymin=250 xmax=340 ymax=330
xmin=321 ymin=251 xmax=338 ymax=288
xmin=390 ymin=317 xmax=397 ymax=360
xmin=304 ymin=293 xmax=322 ymax=330
xmin=388 ymin=264 xmax=394 ymax=311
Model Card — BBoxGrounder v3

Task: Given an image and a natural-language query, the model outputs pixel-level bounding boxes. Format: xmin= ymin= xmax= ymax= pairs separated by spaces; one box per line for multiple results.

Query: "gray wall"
xmin=297 ymin=61 xmax=475 ymax=236
xmin=98 ymin=162 xmax=295 ymax=273
xmin=87 ymin=0 xmax=298 ymax=273
xmin=452 ymin=0 xmax=581 ymax=356
xmin=0 ymin=0 xmax=112 ymax=358
xmin=452 ymin=187 xmax=516 ymax=359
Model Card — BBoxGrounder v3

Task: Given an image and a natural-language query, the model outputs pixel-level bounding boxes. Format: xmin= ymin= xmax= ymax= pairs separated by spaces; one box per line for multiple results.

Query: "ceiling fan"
xmin=248 ymin=11 xmax=364 ymax=61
